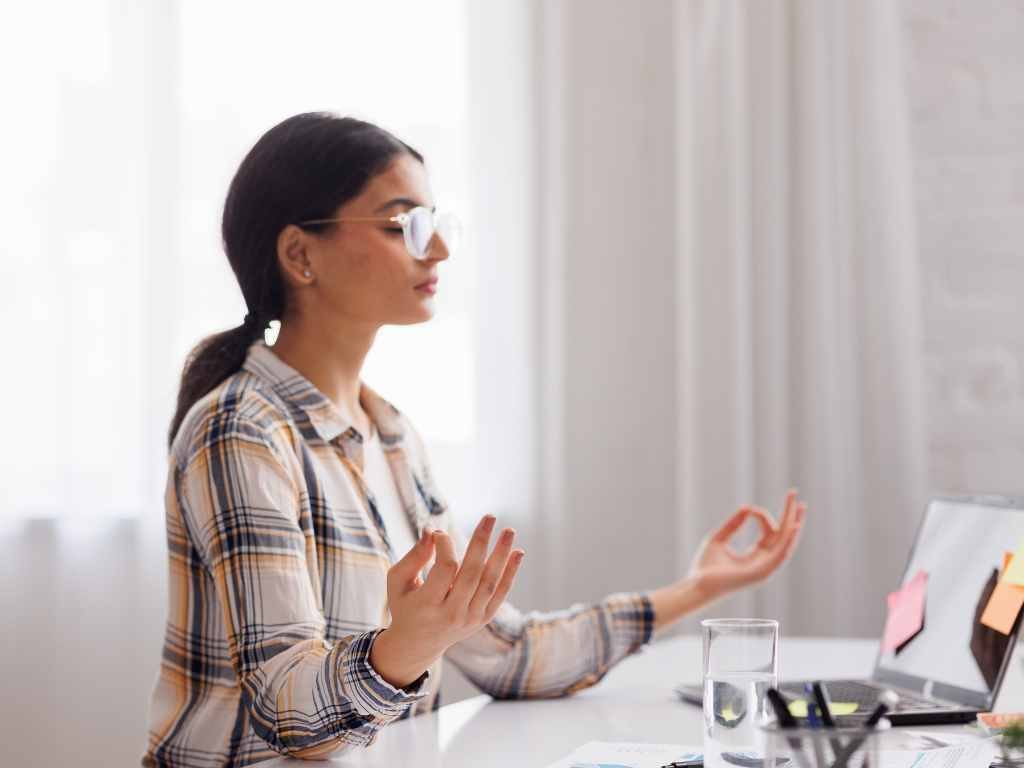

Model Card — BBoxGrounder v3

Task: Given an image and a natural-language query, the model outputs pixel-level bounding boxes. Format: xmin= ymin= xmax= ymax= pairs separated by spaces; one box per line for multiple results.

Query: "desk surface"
xmin=253 ymin=636 xmax=1019 ymax=767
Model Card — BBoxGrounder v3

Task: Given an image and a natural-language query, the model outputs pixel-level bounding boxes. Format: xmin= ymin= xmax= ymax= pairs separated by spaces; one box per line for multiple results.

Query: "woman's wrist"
xmin=648 ymin=574 xmax=716 ymax=632
xmin=368 ymin=627 xmax=434 ymax=690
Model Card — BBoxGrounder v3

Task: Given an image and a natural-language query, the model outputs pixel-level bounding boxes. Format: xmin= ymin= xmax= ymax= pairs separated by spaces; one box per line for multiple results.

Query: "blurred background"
xmin=2 ymin=1 xmax=1023 ymax=766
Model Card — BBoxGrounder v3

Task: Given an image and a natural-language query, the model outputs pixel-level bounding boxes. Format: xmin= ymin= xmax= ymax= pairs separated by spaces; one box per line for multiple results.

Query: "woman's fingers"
xmin=778 ymin=503 xmax=806 ymax=558
xmin=746 ymin=506 xmax=780 ymax=541
xmin=778 ymin=489 xmax=799 ymax=532
xmin=465 ymin=527 xmax=517 ymax=618
xmin=422 ymin=530 xmax=461 ymax=602
xmin=760 ymin=502 xmax=807 ymax=573
xmin=387 ymin=527 xmax=437 ymax=594
xmin=483 ymin=549 xmax=525 ymax=622
xmin=749 ymin=490 xmax=799 ymax=550
xmin=711 ymin=508 xmax=755 ymax=543
xmin=446 ymin=515 xmax=496 ymax=607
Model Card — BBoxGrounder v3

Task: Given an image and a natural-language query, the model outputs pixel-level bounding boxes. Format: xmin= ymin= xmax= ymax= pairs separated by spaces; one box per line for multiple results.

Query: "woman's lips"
xmin=415 ymin=278 xmax=438 ymax=294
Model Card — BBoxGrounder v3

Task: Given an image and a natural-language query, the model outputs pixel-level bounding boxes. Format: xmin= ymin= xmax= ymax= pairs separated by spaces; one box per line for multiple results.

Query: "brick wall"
xmin=903 ymin=0 xmax=1024 ymax=494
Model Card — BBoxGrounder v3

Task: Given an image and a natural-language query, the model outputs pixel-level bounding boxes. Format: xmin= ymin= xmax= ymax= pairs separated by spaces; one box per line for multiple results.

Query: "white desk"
xmin=253 ymin=636 xmax=1020 ymax=767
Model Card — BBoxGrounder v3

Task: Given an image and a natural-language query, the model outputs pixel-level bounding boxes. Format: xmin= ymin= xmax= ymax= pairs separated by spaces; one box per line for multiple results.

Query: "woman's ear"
xmin=276 ymin=224 xmax=316 ymax=288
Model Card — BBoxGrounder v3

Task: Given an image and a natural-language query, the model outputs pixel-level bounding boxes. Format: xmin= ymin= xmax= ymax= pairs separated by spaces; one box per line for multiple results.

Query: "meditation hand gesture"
xmin=371 ymin=515 xmax=524 ymax=689
xmin=689 ymin=489 xmax=806 ymax=599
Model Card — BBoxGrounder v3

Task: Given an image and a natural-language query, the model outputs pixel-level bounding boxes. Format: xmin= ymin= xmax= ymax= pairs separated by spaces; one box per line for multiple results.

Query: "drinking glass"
xmin=702 ymin=619 xmax=779 ymax=768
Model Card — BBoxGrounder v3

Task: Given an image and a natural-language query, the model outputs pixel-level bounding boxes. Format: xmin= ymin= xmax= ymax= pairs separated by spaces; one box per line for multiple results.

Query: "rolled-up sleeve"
xmin=442 ymin=525 xmax=654 ymax=699
xmin=177 ymin=415 xmax=427 ymax=758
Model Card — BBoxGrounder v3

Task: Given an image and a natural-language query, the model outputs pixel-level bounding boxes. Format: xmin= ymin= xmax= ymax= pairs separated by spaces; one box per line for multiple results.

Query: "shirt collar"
xmin=242 ymin=341 xmax=406 ymax=445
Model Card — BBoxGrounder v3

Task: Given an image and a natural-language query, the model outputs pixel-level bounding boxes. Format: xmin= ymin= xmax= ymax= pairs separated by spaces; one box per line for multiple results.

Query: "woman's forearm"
xmin=648 ymin=575 xmax=716 ymax=632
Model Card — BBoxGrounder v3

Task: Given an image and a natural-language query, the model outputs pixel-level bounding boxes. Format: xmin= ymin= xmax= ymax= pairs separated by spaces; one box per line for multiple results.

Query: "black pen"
xmin=864 ymin=690 xmax=899 ymax=727
xmin=809 ymin=682 xmax=836 ymax=727
xmin=766 ymin=689 xmax=813 ymax=768
xmin=766 ymin=688 xmax=798 ymax=728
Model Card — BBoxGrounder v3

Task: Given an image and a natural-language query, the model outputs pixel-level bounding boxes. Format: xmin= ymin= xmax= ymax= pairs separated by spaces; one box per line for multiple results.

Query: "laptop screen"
xmin=873 ymin=497 xmax=1024 ymax=709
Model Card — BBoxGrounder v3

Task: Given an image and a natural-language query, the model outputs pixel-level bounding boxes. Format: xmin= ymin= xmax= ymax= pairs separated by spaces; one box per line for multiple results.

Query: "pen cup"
xmin=762 ymin=720 xmax=889 ymax=768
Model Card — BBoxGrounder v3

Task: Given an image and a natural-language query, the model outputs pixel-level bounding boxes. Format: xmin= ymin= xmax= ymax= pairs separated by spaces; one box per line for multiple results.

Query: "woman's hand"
xmin=648 ymin=490 xmax=806 ymax=632
xmin=369 ymin=515 xmax=525 ymax=689
xmin=689 ymin=489 xmax=806 ymax=599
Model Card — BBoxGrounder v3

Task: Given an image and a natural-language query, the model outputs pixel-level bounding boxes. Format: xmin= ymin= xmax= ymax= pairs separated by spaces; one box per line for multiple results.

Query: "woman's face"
xmin=285 ymin=153 xmax=449 ymax=328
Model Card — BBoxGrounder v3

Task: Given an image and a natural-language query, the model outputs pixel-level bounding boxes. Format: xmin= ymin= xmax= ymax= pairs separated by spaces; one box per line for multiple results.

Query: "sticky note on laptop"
xmin=981 ymin=551 xmax=1024 ymax=635
xmin=1003 ymin=540 xmax=1024 ymax=586
xmin=788 ymin=699 xmax=859 ymax=718
xmin=881 ymin=570 xmax=927 ymax=653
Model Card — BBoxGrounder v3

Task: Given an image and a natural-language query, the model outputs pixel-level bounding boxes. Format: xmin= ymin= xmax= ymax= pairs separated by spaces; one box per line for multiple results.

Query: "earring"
xmin=303 ymin=270 xmax=312 ymax=278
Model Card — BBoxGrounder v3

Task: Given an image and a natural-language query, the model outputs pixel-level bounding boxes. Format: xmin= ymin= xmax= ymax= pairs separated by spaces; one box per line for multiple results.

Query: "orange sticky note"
xmin=881 ymin=570 xmax=928 ymax=653
xmin=981 ymin=553 xmax=1024 ymax=635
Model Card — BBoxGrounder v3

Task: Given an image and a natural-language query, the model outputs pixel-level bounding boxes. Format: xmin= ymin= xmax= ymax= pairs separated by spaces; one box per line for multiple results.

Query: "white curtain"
xmin=674 ymin=0 xmax=928 ymax=637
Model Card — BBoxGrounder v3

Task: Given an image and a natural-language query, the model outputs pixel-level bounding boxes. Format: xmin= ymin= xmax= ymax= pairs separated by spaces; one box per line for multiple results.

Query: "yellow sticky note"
xmin=788 ymin=700 xmax=859 ymax=718
xmin=1004 ymin=543 xmax=1024 ymax=586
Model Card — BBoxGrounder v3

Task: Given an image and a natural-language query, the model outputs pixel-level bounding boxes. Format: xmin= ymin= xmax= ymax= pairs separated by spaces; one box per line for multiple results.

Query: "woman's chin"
xmin=389 ymin=303 xmax=436 ymax=326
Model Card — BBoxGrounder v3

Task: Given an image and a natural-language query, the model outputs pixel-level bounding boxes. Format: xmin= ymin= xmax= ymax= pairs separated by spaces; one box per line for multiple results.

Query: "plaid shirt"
xmin=143 ymin=341 xmax=654 ymax=768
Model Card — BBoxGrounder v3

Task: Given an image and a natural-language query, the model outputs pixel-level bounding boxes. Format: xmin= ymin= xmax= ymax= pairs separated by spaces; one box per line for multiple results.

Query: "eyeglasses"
xmin=297 ymin=206 xmax=461 ymax=261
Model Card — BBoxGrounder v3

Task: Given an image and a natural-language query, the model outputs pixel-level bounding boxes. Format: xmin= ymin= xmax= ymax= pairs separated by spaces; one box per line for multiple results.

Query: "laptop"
xmin=674 ymin=495 xmax=1024 ymax=725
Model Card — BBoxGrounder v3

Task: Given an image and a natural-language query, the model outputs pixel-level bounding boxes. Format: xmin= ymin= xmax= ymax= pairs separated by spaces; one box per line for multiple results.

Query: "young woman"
xmin=143 ymin=112 xmax=806 ymax=768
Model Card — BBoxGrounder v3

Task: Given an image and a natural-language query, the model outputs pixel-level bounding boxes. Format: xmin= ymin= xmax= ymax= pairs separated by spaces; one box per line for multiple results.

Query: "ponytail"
xmin=167 ymin=318 xmax=265 ymax=448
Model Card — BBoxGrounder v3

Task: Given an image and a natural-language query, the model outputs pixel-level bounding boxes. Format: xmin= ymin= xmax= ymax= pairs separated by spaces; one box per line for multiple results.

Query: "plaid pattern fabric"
xmin=142 ymin=341 xmax=654 ymax=768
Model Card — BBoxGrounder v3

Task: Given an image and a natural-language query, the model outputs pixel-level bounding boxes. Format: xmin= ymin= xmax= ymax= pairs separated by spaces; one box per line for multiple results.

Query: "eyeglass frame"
xmin=296 ymin=205 xmax=457 ymax=261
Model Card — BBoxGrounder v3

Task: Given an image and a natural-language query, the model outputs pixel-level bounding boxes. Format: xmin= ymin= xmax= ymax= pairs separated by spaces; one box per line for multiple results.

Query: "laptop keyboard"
xmin=781 ymin=680 xmax=945 ymax=712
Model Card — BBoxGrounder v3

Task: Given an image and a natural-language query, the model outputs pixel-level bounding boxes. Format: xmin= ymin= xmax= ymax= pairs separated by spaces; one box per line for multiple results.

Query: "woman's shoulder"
xmin=170 ymin=368 xmax=297 ymax=470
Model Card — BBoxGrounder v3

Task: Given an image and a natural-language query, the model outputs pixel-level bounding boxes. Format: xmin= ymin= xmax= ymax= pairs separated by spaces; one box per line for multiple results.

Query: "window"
xmin=0 ymin=0 xmax=476 ymax=521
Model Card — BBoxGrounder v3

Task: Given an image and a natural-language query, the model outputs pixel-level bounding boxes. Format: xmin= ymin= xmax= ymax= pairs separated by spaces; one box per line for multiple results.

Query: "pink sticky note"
xmin=881 ymin=570 xmax=928 ymax=654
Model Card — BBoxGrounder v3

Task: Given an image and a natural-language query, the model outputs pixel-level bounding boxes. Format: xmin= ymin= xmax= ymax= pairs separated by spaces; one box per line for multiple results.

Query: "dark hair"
xmin=168 ymin=112 xmax=423 ymax=447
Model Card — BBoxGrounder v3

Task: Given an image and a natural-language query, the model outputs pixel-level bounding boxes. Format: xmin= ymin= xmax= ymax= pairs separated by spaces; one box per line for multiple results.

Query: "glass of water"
xmin=702 ymin=618 xmax=779 ymax=768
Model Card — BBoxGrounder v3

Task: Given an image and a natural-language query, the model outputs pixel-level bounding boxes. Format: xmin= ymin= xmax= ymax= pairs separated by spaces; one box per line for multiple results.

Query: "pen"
xmin=810 ymin=682 xmax=836 ymax=727
xmin=832 ymin=691 xmax=899 ymax=768
xmin=766 ymin=689 xmax=813 ymax=768
xmin=806 ymin=700 xmax=821 ymax=729
xmin=766 ymin=688 xmax=798 ymax=728
xmin=809 ymin=682 xmax=843 ymax=760
xmin=864 ymin=690 xmax=899 ymax=727
xmin=805 ymin=701 xmax=828 ymax=768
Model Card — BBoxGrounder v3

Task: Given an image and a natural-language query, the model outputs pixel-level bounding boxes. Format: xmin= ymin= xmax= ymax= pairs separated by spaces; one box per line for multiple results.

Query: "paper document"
xmin=879 ymin=739 xmax=998 ymax=768
xmin=545 ymin=739 xmax=997 ymax=768
xmin=545 ymin=742 xmax=702 ymax=768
